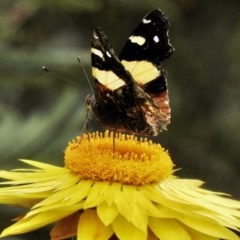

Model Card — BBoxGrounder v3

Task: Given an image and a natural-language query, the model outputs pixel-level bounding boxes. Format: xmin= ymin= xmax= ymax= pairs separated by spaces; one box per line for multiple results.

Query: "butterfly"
xmin=86 ymin=9 xmax=174 ymax=136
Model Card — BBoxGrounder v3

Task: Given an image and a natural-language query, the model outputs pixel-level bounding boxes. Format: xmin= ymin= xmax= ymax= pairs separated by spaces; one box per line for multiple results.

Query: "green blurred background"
xmin=0 ymin=0 xmax=240 ymax=239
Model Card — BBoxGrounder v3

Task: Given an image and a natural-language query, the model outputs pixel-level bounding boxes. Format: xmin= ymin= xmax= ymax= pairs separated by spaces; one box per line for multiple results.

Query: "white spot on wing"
xmin=93 ymin=32 xmax=99 ymax=39
xmin=153 ymin=35 xmax=160 ymax=43
xmin=106 ymin=51 xmax=112 ymax=58
xmin=129 ymin=35 xmax=146 ymax=46
xmin=143 ymin=18 xmax=151 ymax=24
xmin=91 ymin=48 xmax=105 ymax=61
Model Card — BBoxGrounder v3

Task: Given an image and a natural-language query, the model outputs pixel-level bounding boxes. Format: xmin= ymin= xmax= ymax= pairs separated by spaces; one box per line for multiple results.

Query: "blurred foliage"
xmin=0 ymin=0 xmax=240 ymax=238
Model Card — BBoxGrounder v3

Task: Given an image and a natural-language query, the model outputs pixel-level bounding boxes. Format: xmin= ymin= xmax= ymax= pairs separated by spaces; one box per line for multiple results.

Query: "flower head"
xmin=65 ymin=130 xmax=173 ymax=185
xmin=0 ymin=131 xmax=240 ymax=240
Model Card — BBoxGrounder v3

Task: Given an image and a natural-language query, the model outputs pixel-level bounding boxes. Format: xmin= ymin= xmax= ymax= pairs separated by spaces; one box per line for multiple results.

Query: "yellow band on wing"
xmin=121 ymin=60 xmax=160 ymax=85
xmin=92 ymin=67 xmax=126 ymax=90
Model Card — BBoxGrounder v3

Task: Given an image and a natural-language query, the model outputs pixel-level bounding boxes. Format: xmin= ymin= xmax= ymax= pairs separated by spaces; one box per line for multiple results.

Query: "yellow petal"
xmin=0 ymin=193 xmax=38 ymax=207
xmin=26 ymin=201 xmax=83 ymax=218
xmin=97 ymin=202 xmax=118 ymax=225
xmin=114 ymin=186 xmax=137 ymax=223
xmin=179 ymin=217 xmax=240 ymax=240
xmin=33 ymin=181 xmax=92 ymax=209
xmin=83 ymin=181 xmax=105 ymax=209
xmin=113 ymin=214 xmax=147 ymax=240
xmin=149 ymin=217 xmax=191 ymax=240
xmin=77 ymin=209 xmax=113 ymax=240
xmin=185 ymin=226 xmax=219 ymax=240
xmin=120 ymin=185 xmax=148 ymax=231
xmin=102 ymin=182 xmax=122 ymax=205
xmin=112 ymin=184 xmax=148 ymax=231
xmin=19 ymin=159 xmax=62 ymax=170
xmin=0 ymin=160 xmax=61 ymax=182
xmin=141 ymin=184 xmax=167 ymax=204
xmin=64 ymin=180 xmax=93 ymax=203
xmin=136 ymin=188 xmax=161 ymax=217
xmin=1 ymin=206 xmax=80 ymax=237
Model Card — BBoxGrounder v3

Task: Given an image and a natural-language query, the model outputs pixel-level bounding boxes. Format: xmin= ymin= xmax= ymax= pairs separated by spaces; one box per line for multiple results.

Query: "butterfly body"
xmin=87 ymin=9 xmax=174 ymax=136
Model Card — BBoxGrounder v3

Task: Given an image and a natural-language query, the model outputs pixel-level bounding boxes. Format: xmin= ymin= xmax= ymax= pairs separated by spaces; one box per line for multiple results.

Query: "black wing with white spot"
xmin=119 ymin=9 xmax=174 ymax=64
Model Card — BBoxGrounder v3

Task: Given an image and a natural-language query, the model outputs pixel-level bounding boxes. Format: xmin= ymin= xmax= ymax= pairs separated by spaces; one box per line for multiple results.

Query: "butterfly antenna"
xmin=42 ymin=66 xmax=80 ymax=89
xmin=77 ymin=56 xmax=94 ymax=93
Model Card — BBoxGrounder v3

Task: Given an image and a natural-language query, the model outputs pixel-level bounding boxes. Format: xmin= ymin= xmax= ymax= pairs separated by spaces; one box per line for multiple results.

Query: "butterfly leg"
xmin=79 ymin=106 xmax=92 ymax=143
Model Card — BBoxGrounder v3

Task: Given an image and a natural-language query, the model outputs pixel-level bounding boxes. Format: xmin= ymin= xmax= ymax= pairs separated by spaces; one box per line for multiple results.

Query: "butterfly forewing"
xmin=119 ymin=9 xmax=173 ymax=122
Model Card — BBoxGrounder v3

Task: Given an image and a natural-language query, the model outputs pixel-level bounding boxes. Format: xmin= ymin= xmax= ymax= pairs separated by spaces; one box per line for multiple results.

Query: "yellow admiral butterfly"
xmin=86 ymin=9 xmax=174 ymax=136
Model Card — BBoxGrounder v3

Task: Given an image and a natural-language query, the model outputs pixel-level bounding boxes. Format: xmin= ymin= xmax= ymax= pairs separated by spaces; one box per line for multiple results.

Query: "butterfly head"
xmin=84 ymin=94 xmax=95 ymax=111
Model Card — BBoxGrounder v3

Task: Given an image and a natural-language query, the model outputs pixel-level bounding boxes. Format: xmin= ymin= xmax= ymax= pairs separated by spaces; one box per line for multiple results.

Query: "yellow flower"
xmin=0 ymin=131 xmax=240 ymax=240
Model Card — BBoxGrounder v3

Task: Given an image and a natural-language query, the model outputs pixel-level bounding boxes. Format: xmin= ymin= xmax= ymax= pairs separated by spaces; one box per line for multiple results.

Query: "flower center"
xmin=64 ymin=131 xmax=173 ymax=186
